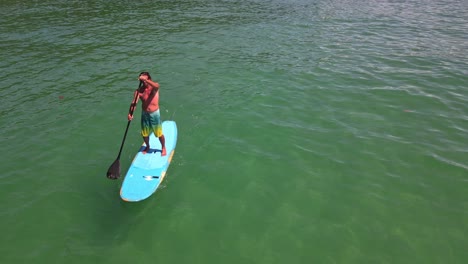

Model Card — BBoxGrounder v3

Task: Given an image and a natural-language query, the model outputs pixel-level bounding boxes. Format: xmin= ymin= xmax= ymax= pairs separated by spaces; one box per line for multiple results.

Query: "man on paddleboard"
xmin=128 ymin=72 xmax=166 ymax=156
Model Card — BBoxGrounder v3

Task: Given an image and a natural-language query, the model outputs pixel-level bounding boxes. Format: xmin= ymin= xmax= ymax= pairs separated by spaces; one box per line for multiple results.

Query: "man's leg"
xmin=143 ymin=136 xmax=150 ymax=153
xmin=159 ymin=135 xmax=166 ymax=156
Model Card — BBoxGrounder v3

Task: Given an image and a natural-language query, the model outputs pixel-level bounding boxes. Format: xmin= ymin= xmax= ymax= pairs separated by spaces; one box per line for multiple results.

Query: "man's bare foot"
xmin=161 ymin=147 xmax=167 ymax=156
xmin=143 ymin=146 xmax=150 ymax=154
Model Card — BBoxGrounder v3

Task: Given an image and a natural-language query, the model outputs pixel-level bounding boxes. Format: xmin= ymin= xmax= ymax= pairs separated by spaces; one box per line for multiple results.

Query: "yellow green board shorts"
xmin=141 ymin=110 xmax=163 ymax=137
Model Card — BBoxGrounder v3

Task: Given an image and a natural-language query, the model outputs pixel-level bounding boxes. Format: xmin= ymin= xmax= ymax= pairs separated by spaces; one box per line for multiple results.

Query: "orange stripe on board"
xmin=168 ymin=150 xmax=175 ymax=164
xmin=160 ymin=150 xmax=175 ymax=181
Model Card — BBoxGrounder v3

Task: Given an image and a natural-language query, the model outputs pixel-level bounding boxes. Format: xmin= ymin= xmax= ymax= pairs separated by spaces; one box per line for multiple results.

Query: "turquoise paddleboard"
xmin=120 ymin=121 xmax=178 ymax=202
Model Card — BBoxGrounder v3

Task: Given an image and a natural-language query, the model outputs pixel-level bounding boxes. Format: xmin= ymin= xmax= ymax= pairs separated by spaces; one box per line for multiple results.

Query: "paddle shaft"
xmin=115 ymin=120 xmax=131 ymax=160
xmin=115 ymin=90 xmax=139 ymax=160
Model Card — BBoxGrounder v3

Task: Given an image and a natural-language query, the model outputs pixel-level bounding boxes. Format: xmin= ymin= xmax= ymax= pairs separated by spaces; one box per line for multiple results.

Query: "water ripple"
xmin=1 ymin=0 xmax=467 ymax=262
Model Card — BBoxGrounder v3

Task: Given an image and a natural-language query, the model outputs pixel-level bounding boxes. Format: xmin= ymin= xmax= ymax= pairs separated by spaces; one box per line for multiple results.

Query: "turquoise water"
xmin=1 ymin=0 xmax=467 ymax=263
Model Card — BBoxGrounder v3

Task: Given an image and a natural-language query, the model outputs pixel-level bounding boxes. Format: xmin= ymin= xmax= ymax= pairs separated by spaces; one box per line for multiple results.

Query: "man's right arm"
xmin=128 ymin=90 xmax=139 ymax=120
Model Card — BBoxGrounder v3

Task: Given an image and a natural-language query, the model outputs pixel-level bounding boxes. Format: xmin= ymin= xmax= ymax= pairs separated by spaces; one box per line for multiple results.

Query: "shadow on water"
xmin=70 ymin=176 xmax=175 ymax=263
xmin=64 ymin=162 xmax=164 ymax=258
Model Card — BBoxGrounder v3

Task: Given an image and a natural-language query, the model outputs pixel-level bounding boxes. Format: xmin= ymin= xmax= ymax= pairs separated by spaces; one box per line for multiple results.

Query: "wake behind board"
xmin=120 ymin=121 xmax=177 ymax=202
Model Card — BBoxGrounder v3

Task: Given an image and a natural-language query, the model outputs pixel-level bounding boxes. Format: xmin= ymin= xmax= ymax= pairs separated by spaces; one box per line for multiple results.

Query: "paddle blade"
xmin=106 ymin=159 xmax=120 ymax=180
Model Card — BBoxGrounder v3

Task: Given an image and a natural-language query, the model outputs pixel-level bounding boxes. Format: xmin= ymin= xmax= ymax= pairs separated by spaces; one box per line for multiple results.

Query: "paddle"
xmin=106 ymin=90 xmax=139 ymax=179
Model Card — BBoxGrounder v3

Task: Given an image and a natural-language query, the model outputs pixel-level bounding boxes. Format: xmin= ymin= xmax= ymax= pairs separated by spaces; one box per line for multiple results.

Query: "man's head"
xmin=139 ymin=71 xmax=152 ymax=80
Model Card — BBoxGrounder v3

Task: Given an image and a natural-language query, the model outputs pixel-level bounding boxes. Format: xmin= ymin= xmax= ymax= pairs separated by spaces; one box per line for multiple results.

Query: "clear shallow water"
xmin=1 ymin=0 xmax=467 ymax=263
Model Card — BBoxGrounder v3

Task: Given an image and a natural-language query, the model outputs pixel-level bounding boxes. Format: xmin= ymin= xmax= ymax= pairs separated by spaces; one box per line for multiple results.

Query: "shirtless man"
xmin=128 ymin=72 xmax=166 ymax=156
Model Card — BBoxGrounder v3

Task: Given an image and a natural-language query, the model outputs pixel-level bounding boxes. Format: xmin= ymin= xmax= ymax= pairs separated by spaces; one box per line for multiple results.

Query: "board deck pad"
xmin=120 ymin=121 xmax=177 ymax=202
